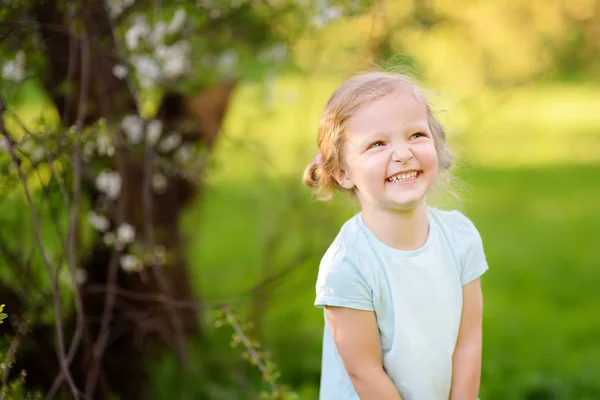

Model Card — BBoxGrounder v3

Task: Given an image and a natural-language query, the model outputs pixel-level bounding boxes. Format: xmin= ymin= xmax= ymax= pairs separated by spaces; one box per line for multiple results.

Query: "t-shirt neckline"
xmin=355 ymin=208 xmax=435 ymax=258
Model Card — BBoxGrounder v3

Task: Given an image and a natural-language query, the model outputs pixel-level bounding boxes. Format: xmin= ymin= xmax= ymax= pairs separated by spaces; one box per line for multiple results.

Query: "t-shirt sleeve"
xmin=452 ymin=211 xmax=489 ymax=285
xmin=314 ymin=243 xmax=374 ymax=311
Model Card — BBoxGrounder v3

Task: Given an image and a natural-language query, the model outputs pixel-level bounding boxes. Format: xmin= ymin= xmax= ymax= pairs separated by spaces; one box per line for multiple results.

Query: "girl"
xmin=303 ymin=72 xmax=488 ymax=400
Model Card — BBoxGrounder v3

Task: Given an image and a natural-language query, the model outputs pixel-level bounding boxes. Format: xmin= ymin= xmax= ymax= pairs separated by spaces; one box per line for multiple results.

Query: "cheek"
xmin=419 ymin=144 xmax=439 ymax=170
xmin=429 ymin=151 xmax=439 ymax=169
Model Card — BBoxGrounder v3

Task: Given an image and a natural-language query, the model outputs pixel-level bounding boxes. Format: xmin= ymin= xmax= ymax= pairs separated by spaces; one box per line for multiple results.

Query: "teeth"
xmin=388 ymin=171 xmax=418 ymax=182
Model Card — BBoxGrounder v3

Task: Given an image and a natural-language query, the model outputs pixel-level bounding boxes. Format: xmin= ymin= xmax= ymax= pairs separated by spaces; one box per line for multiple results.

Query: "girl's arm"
xmin=325 ymin=306 xmax=403 ymax=400
xmin=450 ymin=278 xmax=484 ymax=400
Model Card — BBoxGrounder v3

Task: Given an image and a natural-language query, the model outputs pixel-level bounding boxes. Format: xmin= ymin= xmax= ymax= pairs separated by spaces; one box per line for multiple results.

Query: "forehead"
xmin=344 ymin=89 xmax=428 ymax=136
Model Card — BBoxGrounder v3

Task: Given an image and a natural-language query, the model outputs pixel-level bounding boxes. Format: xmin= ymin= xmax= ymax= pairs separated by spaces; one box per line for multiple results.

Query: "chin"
xmin=387 ymin=194 xmax=428 ymax=210
xmin=389 ymin=201 xmax=423 ymax=212
xmin=368 ymin=198 xmax=422 ymax=213
xmin=358 ymin=189 xmax=428 ymax=213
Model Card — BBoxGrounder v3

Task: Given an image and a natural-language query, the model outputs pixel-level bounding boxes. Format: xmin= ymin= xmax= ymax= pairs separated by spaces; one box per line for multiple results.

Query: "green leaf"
xmin=0 ymin=303 xmax=7 ymax=324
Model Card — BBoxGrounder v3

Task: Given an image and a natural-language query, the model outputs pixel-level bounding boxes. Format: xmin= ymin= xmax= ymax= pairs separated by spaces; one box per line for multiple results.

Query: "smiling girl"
xmin=304 ymin=72 xmax=489 ymax=400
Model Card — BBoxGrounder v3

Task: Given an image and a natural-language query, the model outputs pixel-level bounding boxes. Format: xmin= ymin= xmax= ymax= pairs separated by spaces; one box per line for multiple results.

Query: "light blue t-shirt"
xmin=314 ymin=207 xmax=489 ymax=400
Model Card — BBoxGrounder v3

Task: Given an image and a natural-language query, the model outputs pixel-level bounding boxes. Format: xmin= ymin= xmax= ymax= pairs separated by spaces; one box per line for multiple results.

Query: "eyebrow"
xmin=366 ymin=124 xmax=431 ymax=137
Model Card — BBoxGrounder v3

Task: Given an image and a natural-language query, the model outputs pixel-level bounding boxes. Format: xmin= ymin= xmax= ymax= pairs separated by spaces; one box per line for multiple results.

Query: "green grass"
xmin=170 ymin=76 xmax=600 ymax=398
xmin=4 ymin=76 xmax=600 ymax=398
xmin=177 ymin=164 xmax=600 ymax=399
xmin=465 ymin=165 xmax=600 ymax=399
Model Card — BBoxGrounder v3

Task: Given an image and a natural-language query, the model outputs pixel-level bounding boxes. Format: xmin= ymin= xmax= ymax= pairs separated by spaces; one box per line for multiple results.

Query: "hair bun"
xmin=302 ymin=161 xmax=320 ymax=188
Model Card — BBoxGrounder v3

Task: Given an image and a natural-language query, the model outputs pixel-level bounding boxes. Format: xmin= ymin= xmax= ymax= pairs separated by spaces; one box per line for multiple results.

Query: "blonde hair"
xmin=303 ymin=71 xmax=453 ymax=200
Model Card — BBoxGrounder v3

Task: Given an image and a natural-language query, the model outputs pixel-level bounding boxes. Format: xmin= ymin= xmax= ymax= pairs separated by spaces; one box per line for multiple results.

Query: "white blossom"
xmin=0 ymin=136 xmax=8 ymax=151
xmin=217 ymin=50 xmax=238 ymax=74
xmin=103 ymin=232 xmax=116 ymax=246
xmin=112 ymin=64 xmax=128 ymax=79
xmin=131 ymin=55 xmax=161 ymax=89
xmin=106 ymin=0 xmax=135 ymax=19
xmin=31 ymin=148 xmax=45 ymax=163
xmin=21 ymin=138 xmax=35 ymax=154
xmin=313 ymin=3 xmax=343 ymax=28
xmin=154 ymin=44 xmax=168 ymax=59
xmin=88 ymin=211 xmax=110 ymax=231
xmin=97 ymin=134 xmax=112 ymax=156
xmin=83 ymin=141 xmax=95 ymax=158
xmin=146 ymin=120 xmax=162 ymax=145
xmin=174 ymin=144 xmax=194 ymax=164
xmin=117 ymin=223 xmax=135 ymax=243
xmin=1 ymin=51 xmax=26 ymax=82
xmin=159 ymin=41 xmax=191 ymax=79
xmin=167 ymin=9 xmax=187 ymax=33
xmin=154 ymin=245 xmax=167 ymax=265
xmin=121 ymin=115 xmax=144 ymax=144
xmin=158 ymin=133 xmax=182 ymax=153
xmin=152 ymin=172 xmax=168 ymax=193
xmin=258 ymin=44 xmax=287 ymax=64
xmin=151 ymin=21 xmax=167 ymax=46
xmin=75 ymin=268 xmax=88 ymax=285
xmin=271 ymin=43 xmax=287 ymax=62
xmin=125 ymin=15 xmax=151 ymax=50
xmin=96 ymin=170 xmax=122 ymax=199
xmin=120 ymin=254 xmax=143 ymax=273
xmin=324 ymin=6 xmax=343 ymax=21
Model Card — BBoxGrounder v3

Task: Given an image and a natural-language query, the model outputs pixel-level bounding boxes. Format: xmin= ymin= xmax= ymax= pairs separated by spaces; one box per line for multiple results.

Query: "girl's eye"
xmin=410 ymin=132 xmax=425 ymax=140
xmin=367 ymin=141 xmax=385 ymax=150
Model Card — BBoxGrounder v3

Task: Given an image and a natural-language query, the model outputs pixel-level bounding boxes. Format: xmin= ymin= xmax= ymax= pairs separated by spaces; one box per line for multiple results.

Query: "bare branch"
xmin=3 ymin=110 xmax=70 ymax=208
xmin=223 ymin=308 xmax=281 ymax=395
xmin=48 ymin=4 xmax=92 ymax=395
xmin=84 ymin=144 xmax=125 ymax=398
xmin=0 ymin=95 xmax=81 ymax=399
xmin=1 ymin=320 xmax=30 ymax=387
xmin=143 ymin=132 xmax=189 ymax=365
xmin=82 ymin=284 xmax=233 ymax=311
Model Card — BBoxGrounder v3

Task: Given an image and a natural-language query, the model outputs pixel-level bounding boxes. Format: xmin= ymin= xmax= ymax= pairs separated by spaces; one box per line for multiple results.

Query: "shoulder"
xmin=319 ymin=214 xmax=365 ymax=272
xmin=428 ymin=207 xmax=483 ymax=243
xmin=317 ymin=214 xmax=375 ymax=283
xmin=428 ymin=207 xmax=489 ymax=284
xmin=315 ymin=214 xmax=375 ymax=310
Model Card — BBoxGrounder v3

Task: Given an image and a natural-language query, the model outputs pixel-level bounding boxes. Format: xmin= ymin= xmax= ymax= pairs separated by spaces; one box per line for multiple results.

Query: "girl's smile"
xmin=335 ymin=89 xmax=439 ymax=214
xmin=386 ymin=170 xmax=421 ymax=183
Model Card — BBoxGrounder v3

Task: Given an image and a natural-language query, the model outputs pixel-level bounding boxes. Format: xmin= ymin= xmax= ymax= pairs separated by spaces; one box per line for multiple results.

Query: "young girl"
xmin=303 ymin=71 xmax=488 ymax=400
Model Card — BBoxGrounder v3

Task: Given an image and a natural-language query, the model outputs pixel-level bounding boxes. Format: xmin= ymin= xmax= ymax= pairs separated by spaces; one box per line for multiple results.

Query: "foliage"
xmin=0 ymin=0 xmax=599 ymax=398
xmin=0 ymin=306 xmax=40 ymax=400
xmin=0 ymin=0 xmax=377 ymax=398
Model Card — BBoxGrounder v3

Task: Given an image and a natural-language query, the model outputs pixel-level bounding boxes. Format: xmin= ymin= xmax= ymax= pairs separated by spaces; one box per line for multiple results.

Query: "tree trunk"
xmin=6 ymin=1 xmax=239 ymax=398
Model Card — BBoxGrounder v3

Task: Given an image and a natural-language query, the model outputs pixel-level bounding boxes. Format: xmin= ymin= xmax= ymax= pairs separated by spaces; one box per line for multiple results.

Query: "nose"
xmin=392 ymin=142 xmax=413 ymax=164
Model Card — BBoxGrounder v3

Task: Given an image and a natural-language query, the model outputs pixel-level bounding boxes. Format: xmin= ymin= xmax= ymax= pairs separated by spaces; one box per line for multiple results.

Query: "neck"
xmin=361 ymin=203 xmax=430 ymax=251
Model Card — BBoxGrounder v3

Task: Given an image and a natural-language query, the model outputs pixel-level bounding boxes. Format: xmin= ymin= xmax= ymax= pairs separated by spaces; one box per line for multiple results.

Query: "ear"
xmin=334 ymin=168 xmax=354 ymax=190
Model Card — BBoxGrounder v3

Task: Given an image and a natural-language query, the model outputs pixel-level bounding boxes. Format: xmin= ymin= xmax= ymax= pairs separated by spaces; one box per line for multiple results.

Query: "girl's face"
xmin=335 ymin=89 xmax=439 ymax=214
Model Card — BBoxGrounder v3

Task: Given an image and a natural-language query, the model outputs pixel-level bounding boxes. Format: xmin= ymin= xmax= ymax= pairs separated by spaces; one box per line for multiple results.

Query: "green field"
xmin=4 ymin=76 xmax=600 ymax=399
xmin=174 ymin=163 xmax=600 ymax=399
xmin=165 ymin=77 xmax=600 ymax=398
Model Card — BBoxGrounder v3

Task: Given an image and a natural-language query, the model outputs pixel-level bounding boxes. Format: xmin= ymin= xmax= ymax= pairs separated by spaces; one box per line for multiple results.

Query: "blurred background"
xmin=0 ymin=0 xmax=599 ymax=399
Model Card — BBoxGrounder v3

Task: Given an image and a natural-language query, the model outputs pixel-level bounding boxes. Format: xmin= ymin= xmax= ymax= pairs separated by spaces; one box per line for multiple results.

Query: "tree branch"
xmin=0 ymin=96 xmax=81 ymax=399
xmin=84 ymin=144 xmax=125 ymax=398
xmin=47 ymin=5 xmax=92 ymax=394
xmin=143 ymin=134 xmax=189 ymax=365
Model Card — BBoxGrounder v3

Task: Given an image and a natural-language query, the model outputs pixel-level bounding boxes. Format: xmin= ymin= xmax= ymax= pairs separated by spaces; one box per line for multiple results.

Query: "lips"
xmin=387 ymin=170 xmax=421 ymax=183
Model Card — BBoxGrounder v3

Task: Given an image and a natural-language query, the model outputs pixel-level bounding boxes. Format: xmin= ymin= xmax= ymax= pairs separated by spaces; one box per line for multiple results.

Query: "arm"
xmin=325 ymin=306 xmax=403 ymax=400
xmin=450 ymin=278 xmax=484 ymax=400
